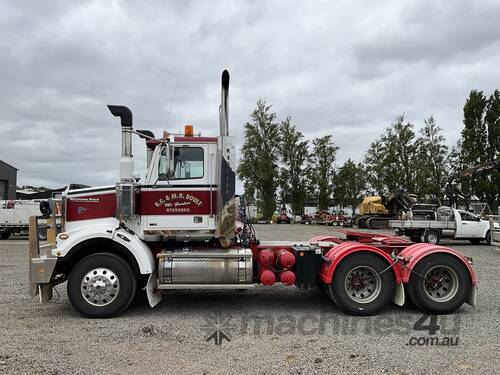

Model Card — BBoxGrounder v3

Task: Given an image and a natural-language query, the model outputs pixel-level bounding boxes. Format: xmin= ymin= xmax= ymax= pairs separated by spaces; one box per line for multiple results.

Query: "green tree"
xmin=334 ymin=159 xmax=366 ymax=213
xmin=414 ymin=116 xmax=448 ymax=203
xmin=446 ymin=140 xmax=471 ymax=208
xmin=307 ymin=135 xmax=338 ymax=210
xmin=485 ymin=90 xmax=500 ymax=209
xmin=364 ymin=139 xmax=388 ymax=194
xmin=278 ymin=117 xmax=309 ymax=215
xmin=461 ymin=90 xmax=492 ymax=208
xmin=364 ymin=115 xmax=417 ymax=194
xmin=238 ymin=100 xmax=281 ymax=219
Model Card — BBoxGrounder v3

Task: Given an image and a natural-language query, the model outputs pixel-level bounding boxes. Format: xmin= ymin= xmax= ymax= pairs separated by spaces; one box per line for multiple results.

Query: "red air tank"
xmin=259 ymin=268 xmax=276 ymax=286
xmin=258 ymin=249 xmax=275 ymax=268
xmin=280 ymin=270 xmax=296 ymax=286
xmin=277 ymin=249 xmax=296 ymax=269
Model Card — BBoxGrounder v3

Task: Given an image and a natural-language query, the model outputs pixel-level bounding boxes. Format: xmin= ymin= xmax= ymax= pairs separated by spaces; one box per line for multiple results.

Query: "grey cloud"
xmin=1 ymin=0 xmax=499 ymax=190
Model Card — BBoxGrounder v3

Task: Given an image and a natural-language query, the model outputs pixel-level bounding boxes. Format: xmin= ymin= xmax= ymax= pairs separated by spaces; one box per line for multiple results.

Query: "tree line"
xmin=238 ymin=91 xmax=500 ymax=220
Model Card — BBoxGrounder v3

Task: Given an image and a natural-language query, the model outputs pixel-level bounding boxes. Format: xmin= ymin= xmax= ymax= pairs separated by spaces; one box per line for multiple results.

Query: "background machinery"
xmin=355 ymin=190 xmax=416 ymax=229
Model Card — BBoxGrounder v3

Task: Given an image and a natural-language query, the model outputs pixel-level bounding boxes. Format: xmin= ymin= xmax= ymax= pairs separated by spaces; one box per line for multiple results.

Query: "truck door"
xmin=141 ymin=143 xmax=217 ymax=231
xmin=456 ymin=210 xmax=483 ymax=238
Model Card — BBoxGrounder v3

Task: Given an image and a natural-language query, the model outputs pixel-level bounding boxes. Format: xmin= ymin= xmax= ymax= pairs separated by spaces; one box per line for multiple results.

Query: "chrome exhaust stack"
xmin=216 ymin=70 xmax=236 ymax=246
xmin=219 ymin=70 xmax=229 ymax=136
xmin=107 ymin=105 xmax=134 ymax=181
xmin=108 ymin=105 xmax=136 ymax=221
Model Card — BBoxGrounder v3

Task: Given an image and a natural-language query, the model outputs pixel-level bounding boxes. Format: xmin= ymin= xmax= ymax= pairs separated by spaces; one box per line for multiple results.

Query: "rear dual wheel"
xmin=406 ymin=254 xmax=471 ymax=314
xmin=326 ymin=253 xmax=394 ymax=315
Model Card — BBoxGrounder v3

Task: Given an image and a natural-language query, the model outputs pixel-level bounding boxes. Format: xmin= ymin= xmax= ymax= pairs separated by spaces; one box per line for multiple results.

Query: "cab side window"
xmin=460 ymin=211 xmax=478 ymax=221
xmin=174 ymin=147 xmax=204 ymax=179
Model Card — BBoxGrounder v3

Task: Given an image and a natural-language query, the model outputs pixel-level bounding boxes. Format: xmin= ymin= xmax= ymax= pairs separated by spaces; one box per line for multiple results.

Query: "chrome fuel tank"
xmin=158 ymin=248 xmax=253 ymax=285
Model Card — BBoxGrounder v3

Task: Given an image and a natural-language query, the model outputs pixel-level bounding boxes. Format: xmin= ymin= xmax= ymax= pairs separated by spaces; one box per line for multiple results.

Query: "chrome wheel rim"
xmin=81 ymin=267 xmax=120 ymax=306
xmin=423 ymin=265 xmax=459 ymax=302
xmin=344 ymin=266 xmax=381 ymax=303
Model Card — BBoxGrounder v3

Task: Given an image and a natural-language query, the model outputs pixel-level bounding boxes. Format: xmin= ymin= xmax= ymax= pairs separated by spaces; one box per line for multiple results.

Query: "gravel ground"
xmin=0 ymin=224 xmax=499 ymax=375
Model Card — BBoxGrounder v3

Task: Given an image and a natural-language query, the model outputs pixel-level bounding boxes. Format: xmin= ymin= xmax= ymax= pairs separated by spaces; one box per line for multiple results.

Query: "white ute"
xmin=390 ymin=207 xmax=492 ymax=245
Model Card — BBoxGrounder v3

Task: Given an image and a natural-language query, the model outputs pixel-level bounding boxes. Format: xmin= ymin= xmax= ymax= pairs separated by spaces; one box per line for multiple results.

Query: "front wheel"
xmin=325 ymin=253 xmax=395 ymax=315
xmin=406 ymin=254 xmax=471 ymax=314
xmin=67 ymin=253 xmax=137 ymax=318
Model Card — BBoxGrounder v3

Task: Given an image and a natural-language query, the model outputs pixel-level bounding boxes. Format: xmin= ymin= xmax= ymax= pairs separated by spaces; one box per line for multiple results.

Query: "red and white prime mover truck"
xmin=28 ymin=71 xmax=477 ymax=318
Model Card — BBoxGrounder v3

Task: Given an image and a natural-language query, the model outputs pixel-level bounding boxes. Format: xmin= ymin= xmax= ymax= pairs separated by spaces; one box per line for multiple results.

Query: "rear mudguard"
xmin=319 ymin=242 xmax=403 ymax=284
xmin=397 ymin=243 xmax=477 ymax=285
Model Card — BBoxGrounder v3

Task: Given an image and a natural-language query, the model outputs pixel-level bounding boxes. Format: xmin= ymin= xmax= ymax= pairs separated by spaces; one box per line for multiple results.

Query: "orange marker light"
xmin=184 ymin=125 xmax=194 ymax=137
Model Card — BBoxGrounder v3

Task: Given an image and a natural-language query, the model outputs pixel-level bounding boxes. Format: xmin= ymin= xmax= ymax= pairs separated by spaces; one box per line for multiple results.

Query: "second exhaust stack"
xmin=108 ymin=105 xmax=134 ymax=181
xmin=219 ymin=70 xmax=229 ymax=136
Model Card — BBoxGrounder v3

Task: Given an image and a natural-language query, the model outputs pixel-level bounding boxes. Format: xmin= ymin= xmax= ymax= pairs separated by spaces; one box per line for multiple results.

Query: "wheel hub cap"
xmin=81 ymin=267 xmax=120 ymax=307
xmin=344 ymin=266 xmax=381 ymax=304
xmin=423 ymin=266 xmax=459 ymax=302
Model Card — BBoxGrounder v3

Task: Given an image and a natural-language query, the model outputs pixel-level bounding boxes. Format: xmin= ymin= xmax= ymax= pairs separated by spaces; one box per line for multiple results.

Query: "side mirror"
xmin=167 ymin=144 xmax=175 ymax=179
xmin=158 ymin=144 xmax=175 ymax=181
xmin=39 ymin=201 xmax=52 ymax=217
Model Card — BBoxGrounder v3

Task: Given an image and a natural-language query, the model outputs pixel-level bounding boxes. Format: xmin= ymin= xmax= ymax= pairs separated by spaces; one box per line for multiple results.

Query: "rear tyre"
xmin=357 ymin=217 xmax=368 ymax=228
xmin=485 ymin=230 xmax=491 ymax=245
xmin=406 ymin=254 xmax=471 ymax=314
xmin=67 ymin=253 xmax=137 ymax=318
xmin=38 ymin=226 xmax=47 ymax=241
xmin=326 ymin=253 xmax=395 ymax=315
xmin=0 ymin=231 xmax=11 ymax=240
xmin=424 ymin=230 xmax=440 ymax=244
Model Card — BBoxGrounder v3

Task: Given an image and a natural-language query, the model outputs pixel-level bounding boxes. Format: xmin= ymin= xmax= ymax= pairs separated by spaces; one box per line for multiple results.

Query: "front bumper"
xmin=28 ymin=215 xmax=58 ymax=301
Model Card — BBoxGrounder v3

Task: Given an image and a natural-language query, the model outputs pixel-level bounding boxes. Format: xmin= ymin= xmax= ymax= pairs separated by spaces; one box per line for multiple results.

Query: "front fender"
xmin=54 ymin=223 xmax=155 ymax=275
xmin=319 ymin=242 xmax=403 ymax=284
xmin=398 ymin=243 xmax=477 ymax=285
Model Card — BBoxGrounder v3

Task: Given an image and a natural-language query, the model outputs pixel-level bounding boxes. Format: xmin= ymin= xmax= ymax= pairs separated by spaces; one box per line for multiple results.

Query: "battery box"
xmin=291 ymin=245 xmax=323 ymax=289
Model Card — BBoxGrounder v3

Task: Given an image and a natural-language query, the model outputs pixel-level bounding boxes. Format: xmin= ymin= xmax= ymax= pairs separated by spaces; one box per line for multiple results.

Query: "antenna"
xmin=159 ymin=67 xmax=177 ymax=130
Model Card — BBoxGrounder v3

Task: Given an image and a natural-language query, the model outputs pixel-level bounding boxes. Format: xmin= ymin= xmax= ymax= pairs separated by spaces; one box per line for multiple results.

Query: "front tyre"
xmin=406 ymin=254 xmax=471 ymax=314
xmin=67 ymin=253 xmax=137 ymax=318
xmin=326 ymin=253 xmax=395 ymax=315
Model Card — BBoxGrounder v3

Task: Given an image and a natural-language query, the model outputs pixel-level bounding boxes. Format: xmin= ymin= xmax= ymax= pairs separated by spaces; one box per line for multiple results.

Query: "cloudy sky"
xmin=1 ymin=0 xmax=499 ymax=192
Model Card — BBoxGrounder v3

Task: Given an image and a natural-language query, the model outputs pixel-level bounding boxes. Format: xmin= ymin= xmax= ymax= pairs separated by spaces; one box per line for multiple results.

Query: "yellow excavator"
xmin=355 ymin=190 xmax=416 ymax=229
